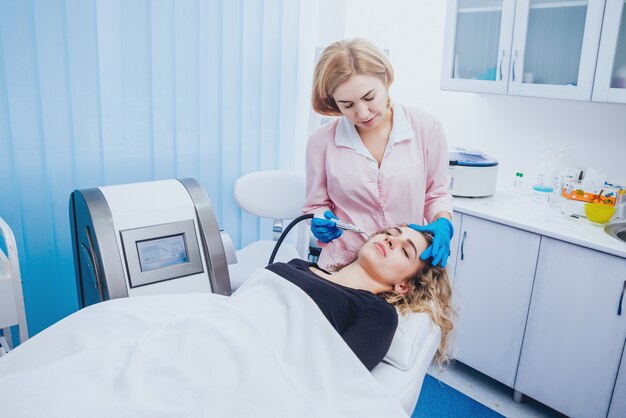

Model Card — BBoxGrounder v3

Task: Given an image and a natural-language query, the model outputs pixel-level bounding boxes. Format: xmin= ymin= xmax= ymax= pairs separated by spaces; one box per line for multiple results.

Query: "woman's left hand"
xmin=408 ymin=218 xmax=454 ymax=267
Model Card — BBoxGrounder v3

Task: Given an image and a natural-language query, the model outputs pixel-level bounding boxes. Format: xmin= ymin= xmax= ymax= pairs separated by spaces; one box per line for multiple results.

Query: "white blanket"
xmin=0 ymin=269 xmax=408 ymax=418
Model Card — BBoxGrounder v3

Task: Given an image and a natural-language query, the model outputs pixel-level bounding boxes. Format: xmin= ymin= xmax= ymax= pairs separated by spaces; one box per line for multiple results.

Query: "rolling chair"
xmin=227 ymin=170 xmax=308 ymax=290
xmin=225 ymin=170 xmax=441 ymax=415
xmin=0 ymin=217 xmax=29 ymax=356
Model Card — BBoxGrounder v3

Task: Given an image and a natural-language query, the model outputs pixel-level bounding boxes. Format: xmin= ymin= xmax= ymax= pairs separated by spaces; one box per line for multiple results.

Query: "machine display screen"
xmin=136 ymin=234 xmax=189 ymax=272
xmin=120 ymin=220 xmax=204 ymax=288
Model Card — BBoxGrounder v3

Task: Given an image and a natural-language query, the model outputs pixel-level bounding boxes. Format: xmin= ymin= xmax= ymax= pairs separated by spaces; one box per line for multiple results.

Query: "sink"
xmin=605 ymin=220 xmax=626 ymax=244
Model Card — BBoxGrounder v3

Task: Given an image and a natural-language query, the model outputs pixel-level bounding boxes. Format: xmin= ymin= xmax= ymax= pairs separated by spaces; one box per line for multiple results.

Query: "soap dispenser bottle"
xmin=549 ymin=150 xmax=567 ymax=207
xmin=535 ymin=150 xmax=554 ymax=187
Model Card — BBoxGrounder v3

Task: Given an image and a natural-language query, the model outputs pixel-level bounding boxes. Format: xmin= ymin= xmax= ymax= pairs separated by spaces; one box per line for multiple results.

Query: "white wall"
xmin=294 ymin=0 xmax=347 ymax=172
xmin=331 ymin=1 xmax=626 ymax=188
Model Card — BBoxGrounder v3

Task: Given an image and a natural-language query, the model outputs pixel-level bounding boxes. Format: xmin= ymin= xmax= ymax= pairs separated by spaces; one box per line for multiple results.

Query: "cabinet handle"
xmin=512 ymin=50 xmax=518 ymax=82
xmin=460 ymin=231 xmax=467 ymax=260
xmin=498 ymin=50 xmax=505 ymax=80
xmin=618 ymin=280 xmax=626 ymax=316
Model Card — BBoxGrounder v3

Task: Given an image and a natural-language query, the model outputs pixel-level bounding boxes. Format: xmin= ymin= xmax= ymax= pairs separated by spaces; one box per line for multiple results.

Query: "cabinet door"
xmin=592 ymin=0 xmax=626 ymax=103
xmin=608 ymin=340 xmax=626 ymax=418
xmin=452 ymin=214 xmax=540 ymax=386
xmin=441 ymin=0 xmax=517 ymax=94
xmin=446 ymin=211 xmax=463 ymax=282
xmin=515 ymin=237 xmax=626 ymax=418
xmin=508 ymin=0 xmax=605 ymax=100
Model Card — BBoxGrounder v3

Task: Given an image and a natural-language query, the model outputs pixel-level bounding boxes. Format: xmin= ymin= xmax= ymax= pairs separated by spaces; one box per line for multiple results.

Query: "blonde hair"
xmin=382 ymin=258 xmax=454 ymax=365
xmin=311 ymin=38 xmax=394 ymax=116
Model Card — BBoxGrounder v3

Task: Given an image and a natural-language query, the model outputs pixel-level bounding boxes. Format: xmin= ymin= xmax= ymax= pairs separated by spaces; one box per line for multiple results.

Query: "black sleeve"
xmin=341 ymin=302 xmax=398 ymax=370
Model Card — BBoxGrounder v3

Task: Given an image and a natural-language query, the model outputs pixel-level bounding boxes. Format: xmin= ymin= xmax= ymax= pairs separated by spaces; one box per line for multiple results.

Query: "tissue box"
xmin=561 ymin=181 xmax=619 ymax=206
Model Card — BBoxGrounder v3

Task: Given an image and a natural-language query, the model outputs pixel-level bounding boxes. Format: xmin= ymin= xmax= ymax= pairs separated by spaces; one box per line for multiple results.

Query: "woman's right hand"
xmin=311 ymin=210 xmax=343 ymax=243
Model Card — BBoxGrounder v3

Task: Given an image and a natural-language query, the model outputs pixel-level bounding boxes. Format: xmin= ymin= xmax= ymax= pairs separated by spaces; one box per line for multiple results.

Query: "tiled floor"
xmin=429 ymin=361 xmax=568 ymax=418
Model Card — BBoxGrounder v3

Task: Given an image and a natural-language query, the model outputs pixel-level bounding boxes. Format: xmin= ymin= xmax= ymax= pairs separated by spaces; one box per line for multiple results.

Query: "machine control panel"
xmin=120 ymin=220 xmax=204 ymax=288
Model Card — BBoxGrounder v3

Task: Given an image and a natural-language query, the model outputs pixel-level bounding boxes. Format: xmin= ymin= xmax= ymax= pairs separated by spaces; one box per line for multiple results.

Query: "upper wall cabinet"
xmin=441 ymin=0 xmax=606 ymax=101
xmin=441 ymin=0 xmax=517 ymax=95
xmin=593 ymin=0 xmax=626 ymax=103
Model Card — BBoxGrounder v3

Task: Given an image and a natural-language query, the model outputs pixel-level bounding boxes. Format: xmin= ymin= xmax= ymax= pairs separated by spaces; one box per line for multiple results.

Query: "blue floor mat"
xmin=412 ymin=374 xmax=505 ymax=418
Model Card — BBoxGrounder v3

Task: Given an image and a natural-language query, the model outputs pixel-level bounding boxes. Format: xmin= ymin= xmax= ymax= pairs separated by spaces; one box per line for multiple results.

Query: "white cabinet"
xmin=593 ymin=0 xmax=626 ymax=103
xmin=441 ymin=0 xmax=517 ymax=94
xmin=452 ymin=214 xmax=540 ymax=386
xmin=442 ymin=0 xmax=606 ymax=100
xmin=515 ymin=237 xmax=626 ymax=418
xmin=608 ymin=340 xmax=626 ymax=418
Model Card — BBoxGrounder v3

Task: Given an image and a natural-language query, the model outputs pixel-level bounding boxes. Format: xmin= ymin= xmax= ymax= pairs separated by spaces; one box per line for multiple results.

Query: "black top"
xmin=266 ymin=259 xmax=398 ymax=370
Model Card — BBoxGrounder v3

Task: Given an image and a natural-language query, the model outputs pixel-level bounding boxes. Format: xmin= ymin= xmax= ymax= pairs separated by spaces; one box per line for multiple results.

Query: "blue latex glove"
xmin=409 ymin=218 xmax=454 ymax=267
xmin=311 ymin=210 xmax=343 ymax=243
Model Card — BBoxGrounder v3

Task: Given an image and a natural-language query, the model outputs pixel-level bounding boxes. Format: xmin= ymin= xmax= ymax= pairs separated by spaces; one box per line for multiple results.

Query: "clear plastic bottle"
xmin=513 ymin=172 xmax=525 ymax=191
xmin=549 ymin=150 xmax=567 ymax=208
xmin=535 ymin=150 xmax=554 ymax=187
xmin=615 ymin=190 xmax=626 ymax=220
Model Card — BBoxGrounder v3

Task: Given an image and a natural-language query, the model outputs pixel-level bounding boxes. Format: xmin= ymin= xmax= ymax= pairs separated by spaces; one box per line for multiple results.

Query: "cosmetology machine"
xmin=70 ymin=178 xmax=232 ymax=309
xmin=448 ymin=147 xmax=498 ymax=197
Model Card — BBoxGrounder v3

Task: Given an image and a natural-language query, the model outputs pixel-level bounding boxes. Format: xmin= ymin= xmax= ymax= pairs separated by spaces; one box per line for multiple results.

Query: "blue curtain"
xmin=0 ymin=0 xmax=301 ymax=336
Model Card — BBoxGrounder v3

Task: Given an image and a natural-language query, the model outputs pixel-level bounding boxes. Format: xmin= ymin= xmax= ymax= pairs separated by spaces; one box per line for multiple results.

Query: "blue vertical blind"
xmin=0 ymin=0 xmax=301 ymax=335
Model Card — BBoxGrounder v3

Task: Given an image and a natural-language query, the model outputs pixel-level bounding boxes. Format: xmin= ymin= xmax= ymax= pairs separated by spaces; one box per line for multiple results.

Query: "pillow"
xmin=383 ymin=311 xmax=440 ymax=371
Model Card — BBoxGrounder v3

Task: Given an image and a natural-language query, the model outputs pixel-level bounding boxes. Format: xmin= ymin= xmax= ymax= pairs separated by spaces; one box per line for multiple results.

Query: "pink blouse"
xmin=303 ymin=104 xmax=452 ymax=269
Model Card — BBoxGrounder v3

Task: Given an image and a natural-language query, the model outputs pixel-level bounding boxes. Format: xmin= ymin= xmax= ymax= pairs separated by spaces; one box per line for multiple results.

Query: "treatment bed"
xmin=0 ymin=267 xmax=439 ymax=417
xmin=2 ymin=176 xmax=441 ymax=416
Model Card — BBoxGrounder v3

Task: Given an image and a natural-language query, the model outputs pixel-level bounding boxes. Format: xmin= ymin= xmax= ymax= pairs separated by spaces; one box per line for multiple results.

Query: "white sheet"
xmin=0 ymin=268 xmax=409 ymax=418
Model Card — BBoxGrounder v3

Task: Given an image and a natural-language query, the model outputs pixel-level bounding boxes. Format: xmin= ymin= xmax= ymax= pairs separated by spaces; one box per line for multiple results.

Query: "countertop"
xmin=452 ymin=189 xmax=626 ymax=259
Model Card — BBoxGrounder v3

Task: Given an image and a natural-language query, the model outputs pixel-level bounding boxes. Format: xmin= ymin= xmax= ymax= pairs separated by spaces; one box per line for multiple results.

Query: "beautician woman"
xmin=303 ymin=38 xmax=453 ymax=270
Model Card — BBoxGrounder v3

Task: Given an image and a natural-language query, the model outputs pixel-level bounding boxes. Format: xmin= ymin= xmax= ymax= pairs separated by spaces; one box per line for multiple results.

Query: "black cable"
xmin=268 ymin=213 xmax=314 ymax=265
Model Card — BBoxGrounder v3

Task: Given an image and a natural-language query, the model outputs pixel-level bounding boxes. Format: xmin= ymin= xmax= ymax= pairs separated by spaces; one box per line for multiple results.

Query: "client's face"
xmin=357 ymin=226 xmax=429 ymax=292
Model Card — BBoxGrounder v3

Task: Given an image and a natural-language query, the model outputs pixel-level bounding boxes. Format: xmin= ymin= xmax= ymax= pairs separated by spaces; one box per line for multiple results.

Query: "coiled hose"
xmin=268 ymin=213 xmax=314 ymax=265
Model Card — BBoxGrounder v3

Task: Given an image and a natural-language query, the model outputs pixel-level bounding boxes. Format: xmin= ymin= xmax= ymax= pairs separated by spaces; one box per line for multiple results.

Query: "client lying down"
xmin=0 ymin=225 xmax=453 ymax=418
xmin=267 ymin=225 xmax=454 ymax=370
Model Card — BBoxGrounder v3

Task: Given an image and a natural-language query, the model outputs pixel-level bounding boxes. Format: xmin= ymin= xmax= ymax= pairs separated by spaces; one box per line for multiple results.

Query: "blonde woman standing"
xmin=304 ymin=38 xmax=454 ymax=270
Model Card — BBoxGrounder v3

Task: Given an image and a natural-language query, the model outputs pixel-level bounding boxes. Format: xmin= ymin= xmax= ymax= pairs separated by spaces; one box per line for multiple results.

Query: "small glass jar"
xmin=532 ymin=185 xmax=554 ymax=206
